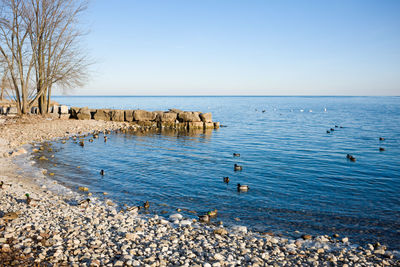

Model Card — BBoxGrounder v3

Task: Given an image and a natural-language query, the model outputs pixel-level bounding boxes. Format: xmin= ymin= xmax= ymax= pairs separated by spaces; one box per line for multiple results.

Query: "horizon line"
xmin=52 ymin=95 xmax=400 ymax=97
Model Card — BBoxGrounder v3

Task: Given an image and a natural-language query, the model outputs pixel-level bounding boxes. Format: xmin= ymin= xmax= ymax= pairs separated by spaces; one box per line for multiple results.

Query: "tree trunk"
xmin=46 ymin=86 xmax=52 ymax=114
xmin=38 ymin=91 xmax=48 ymax=115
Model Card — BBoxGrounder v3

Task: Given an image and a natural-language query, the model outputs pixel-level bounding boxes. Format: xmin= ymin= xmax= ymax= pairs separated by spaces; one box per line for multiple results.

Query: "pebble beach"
xmin=1 ymin=115 xmax=399 ymax=266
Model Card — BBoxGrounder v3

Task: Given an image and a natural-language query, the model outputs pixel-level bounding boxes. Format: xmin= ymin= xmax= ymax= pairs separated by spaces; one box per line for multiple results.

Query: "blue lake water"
xmin=38 ymin=96 xmax=400 ymax=249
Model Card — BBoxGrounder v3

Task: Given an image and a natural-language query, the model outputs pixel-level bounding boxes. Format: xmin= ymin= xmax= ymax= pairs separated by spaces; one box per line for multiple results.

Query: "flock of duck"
xmin=226 ymin=154 xmax=249 ymax=192
xmin=95 ymin=151 xmax=250 ymax=224
xmin=18 ymin=122 xmax=389 ymax=226
xmin=326 ymin=125 xmax=386 ymax=162
xmin=77 ymin=131 xmax=109 ymax=147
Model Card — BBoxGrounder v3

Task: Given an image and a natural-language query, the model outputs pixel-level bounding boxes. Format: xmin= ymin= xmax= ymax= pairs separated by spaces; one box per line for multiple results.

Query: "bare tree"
xmin=25 ymin=0 xmax=89 ymax=114
xmin=0 ymin=0 xmax=89 ymax=115
xmin=0 ymin=0 xmax=35 ymax=114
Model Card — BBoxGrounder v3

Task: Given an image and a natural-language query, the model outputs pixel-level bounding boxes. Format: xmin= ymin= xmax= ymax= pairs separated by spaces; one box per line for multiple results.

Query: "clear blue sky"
xmin=69 ymin=0 xmax=400 ymax=96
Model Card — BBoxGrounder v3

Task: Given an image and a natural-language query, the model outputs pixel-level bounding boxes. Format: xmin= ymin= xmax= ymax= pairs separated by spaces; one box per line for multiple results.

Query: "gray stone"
xmin=8 ymin=106 xmax=17 ymax=114
xmin=157 ymin=112 xmax=177 ymax=122
xmin=133 ymin=110 xmax=156 ymax=121
xmin=111 ymin=109 xmax=125 ymax=121
xmin=199 ymin=113 xmax=212 ymax=123
xmin=77 ymin=107 xmax=91 ymax=120
xmin=169 ymin=214 xmax=183 ymax=221
xmin=231 ymin=225 xmax=247 ymax=234
xmin=180 ymin=220 xmax=192 ymax=226
xmin=124 ymin=110 xmax=134 ymax=122
xmin=93 ymin=109 xmax=112 ymax=121
xmin=114 ymin=260 xmax=124 ymax=266
xmin=70 ymin=107 xmax=80 ymax=119
xmin=178 ymin=112 xmax=201 ymax=122
xmin=60 ymin=105 xmax=69 ymax=114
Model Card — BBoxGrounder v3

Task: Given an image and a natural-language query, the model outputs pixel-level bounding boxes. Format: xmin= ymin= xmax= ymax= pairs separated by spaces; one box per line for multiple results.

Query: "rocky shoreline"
xmin=0 ymin=115 xmax=399 ymax=266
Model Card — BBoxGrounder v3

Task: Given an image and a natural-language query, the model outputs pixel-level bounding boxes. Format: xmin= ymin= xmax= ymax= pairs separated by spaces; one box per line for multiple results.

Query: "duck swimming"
xmin=346 ymin=154 xmax=356 ymax=162
xmin=79 ymin=141 xmax=84 ymax=147
xmin=379 ymin=137 xmax=385 ymax=141
xmin=237 ymin=184 xmax=249 ymax=191
xmin=223 ymin=177 xmax=230 ymax=183
xmin=233 ymin=153 xmax=240 ymax=157
xmin=379 ymin=147 xmax=385 ymax=151
xmin=207 ymin=209 xmax=218 ymax=217
xmin=143 ymin=201 xmax=150 ymax=209
xmin=100 ymin=169 xmax=105 ymax=175
xmin=234 ymin=164 xmax=243 ymax=171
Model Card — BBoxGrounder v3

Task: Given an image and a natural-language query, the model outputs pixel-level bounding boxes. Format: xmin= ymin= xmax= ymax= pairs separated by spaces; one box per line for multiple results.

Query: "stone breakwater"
xmin=69 ymin=107 xmax=220 ymax=131
xmin=0 ymin=103 xmax=220 ymax=131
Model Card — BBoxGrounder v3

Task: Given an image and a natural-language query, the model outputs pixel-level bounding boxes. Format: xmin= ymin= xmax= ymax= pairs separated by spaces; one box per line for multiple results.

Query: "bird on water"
xmin=237 ymin=184 xmax=249 ymax=192
xmin=234 ymin=164 xmax=243 ymax=171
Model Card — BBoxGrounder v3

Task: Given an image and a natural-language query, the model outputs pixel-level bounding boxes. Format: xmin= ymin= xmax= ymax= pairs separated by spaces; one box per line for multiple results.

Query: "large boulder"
xmin=199 ymin=112 xmax=212 ymax=123
xmin=124 ymin=110 xmax=134 ymax=122
xmin=77 ymin=107 xmax=91 ymax=120
xmin=157 ymin=112 xmax=177 ymax=122
xmin=70 ymin=107 xmax=80 ymax=119
xmin=133 ymin=110 xmax=156 ymax=121
xmin=93 ymin=109 xmax=112 ymax=121
xmin=8 ymin=106 xmax=17 ymax=114
xmin=178 ymin=112 xmax=201 ymax=122
xmin=111 ymin=109 xmax=124 ymax=121
xmin=59 ymin=105 xmax=69 ymax=114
